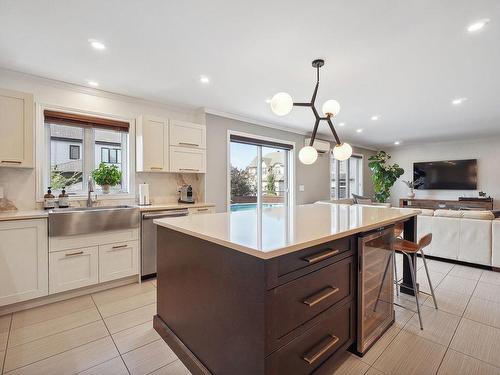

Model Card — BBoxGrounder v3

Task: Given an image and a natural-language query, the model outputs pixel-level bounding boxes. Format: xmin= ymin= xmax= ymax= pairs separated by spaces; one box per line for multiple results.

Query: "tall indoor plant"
xmin=368 ymin=151 xmax=404 ymax=203
xmin=91 ymin=163 xmax=122 ymax=194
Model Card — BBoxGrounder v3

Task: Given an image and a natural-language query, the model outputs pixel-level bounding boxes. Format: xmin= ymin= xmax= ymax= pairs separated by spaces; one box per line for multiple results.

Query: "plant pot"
xmin=407 ymin=190 xmax=415 ymax=199
xmin=102 ymin=184 xmax=111 ymax=194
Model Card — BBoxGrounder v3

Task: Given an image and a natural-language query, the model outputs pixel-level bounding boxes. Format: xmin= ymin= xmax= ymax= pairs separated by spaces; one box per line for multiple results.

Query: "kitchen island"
xmin=153 ymin=203 xmax=418 ymax=375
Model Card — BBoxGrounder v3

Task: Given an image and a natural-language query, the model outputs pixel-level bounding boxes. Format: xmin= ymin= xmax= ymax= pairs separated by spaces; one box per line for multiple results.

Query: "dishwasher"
xmin=141 ymin=209 xmax=189 ymax=278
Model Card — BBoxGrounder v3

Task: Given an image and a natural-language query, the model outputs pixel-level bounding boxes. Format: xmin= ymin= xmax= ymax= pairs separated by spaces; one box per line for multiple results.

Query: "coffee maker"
xmin=178 ymin=184 xmax=194 ymax=204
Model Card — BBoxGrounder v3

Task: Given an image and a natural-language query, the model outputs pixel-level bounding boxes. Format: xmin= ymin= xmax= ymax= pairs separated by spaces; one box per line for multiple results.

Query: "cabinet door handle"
xmin=303 ymin=335 xmax=340 ymax=364
xmin=150 ymin=166 xmax=163 ymax=170
xmin=197 ymin=208 xmax=209 ymax=211
xmin=303 ymin=286 xmax=340 ymax=307
xmin=303 ymin=249 xmax=340 ymax=264
xmin=1 ymin=160 xmax=22 ymax=164
xmin=179 ymin=168 xmax=199 ymax=172
xmin=179 ymin=142 xmax=199 ymax=146
xmin=65 ymin=251 xmax=84 ymax=257
xmin=111 ymin=244 xmax=128 ymax=250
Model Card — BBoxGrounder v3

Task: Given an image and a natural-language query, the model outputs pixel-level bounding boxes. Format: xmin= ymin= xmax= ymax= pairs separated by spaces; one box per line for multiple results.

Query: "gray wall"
xmin=205 ymin=114 xmax=376 ymax=212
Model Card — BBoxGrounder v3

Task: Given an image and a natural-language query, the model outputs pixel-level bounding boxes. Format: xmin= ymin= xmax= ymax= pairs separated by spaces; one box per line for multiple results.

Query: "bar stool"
xmin=393 ymin=226 xmax=438 ymax=330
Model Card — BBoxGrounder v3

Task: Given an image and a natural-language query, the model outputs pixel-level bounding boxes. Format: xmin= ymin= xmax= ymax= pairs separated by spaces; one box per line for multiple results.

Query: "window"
xmin=229 ymin=133 xmax=293 ymax=211
xmin=44 ymin=110 xmax=129 ymax=196
xmin=330 ymin=154 xmax=363 ymax=199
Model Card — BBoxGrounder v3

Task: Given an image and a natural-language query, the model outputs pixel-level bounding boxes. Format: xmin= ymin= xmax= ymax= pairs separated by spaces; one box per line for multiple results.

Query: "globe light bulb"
xmin=322 ymin=99 xmax=341 ymax=117
xmin=270 ymin=92 xmax=293 ymax=116
xmin=298 ymin=146 xmax=318 ymax=165
xmin=333 ymin=142 xmax=352 ymax=161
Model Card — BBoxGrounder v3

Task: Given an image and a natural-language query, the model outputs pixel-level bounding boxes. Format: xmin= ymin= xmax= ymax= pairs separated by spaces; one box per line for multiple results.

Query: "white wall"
xmin=0 ymin=69 xmax=204 ymax=209
xmin=387 ymin=137 xmax=500 ymax=209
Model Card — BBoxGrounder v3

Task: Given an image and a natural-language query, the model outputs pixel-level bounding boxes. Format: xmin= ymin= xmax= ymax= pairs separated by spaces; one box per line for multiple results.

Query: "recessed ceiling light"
xmin=338 ymin=122 xmax=345 ymax=126
xmin=356 ymin=128 xmax=363 ymax=133
xmin=200 ymin=75 xmax=210 ymax=84
xmin=88 ymin=39 xmax=106 ymax=50
xmin=452 ymin=97 xmax=467 ymax=105
xmin=87 ymin=80 xmax=99 ymax=87
xmin=394 ymin=141 xmax=401 ymax=145
xmin=371 ymin=115 xmax=380 ymax=121
xmin=467 ymin=19 xmax=490 ymax=33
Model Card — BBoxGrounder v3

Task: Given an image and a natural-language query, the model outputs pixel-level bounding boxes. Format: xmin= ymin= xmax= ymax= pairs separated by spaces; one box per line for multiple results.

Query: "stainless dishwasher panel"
xmin=141 ymin=209 xmax=189 ymax=277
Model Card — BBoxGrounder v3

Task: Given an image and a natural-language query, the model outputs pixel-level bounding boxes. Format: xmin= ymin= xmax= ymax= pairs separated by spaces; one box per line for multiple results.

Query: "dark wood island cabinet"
xmin=153 ymin=204 xmax=417 ymax=375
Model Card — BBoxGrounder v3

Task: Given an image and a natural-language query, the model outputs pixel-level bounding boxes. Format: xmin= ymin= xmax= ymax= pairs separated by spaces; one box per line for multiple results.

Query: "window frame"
xmin=36 ymin=104 xmax=135 ymax=202
xmin=330 ymin=153 xmax=364 ymax=200
xmin=69 ymin=144 xmax=80 ymax=160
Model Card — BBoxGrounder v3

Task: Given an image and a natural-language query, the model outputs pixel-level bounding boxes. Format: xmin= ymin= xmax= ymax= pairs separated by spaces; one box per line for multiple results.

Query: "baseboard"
xmin=398 ymin=251 xmax=495 ymax=271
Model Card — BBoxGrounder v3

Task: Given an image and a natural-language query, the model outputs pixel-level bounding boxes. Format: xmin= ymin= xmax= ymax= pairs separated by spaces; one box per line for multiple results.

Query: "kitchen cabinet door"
xmin=169 ymin=146 xmax=206 ymax=173
xmin=136 ymin=115 xmax=169 ymax=172
xmin=0 ymin=219 xmax=48 ymax=306
xmin=99 ymin=240 xmax=139 ymax=282
xmin=0 ymin=88 xmax=34 ymax=168
xmin=49 ymin=246 xmax=99 ymax=294
xmin=169 ymin=120 xmax=206 ymax=149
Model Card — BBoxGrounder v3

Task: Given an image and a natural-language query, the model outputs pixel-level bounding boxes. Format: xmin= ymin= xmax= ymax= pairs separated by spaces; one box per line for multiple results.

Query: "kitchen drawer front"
xmin=99 ymin=240 xmax=139 ymax=282
xmin=266 ymin=300 xmax=354 ymax=375
xmin=50 ymin=228 xmax=139 ymax=252
xmin=169 ymin=146 xmax=206 ymax=173
xmin=267 ymin=256 xmax=354 ymax=344
xmin=188 ymin=206 xmax=215 ymax=215
xmin=49 ymin=246 xmax=99 ymax=294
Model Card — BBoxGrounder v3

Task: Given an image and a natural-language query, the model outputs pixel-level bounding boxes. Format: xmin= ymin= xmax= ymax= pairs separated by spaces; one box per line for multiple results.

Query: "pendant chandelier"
xmin=270 ymin=59 xmax=352 ymax=164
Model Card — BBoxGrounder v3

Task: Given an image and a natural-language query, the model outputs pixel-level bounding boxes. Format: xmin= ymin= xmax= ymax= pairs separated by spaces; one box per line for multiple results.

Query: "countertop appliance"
xmin=178 ymin=184 xmax=194 ymax=204
xmin=141 ymin=208 xmax=189 ymax=277
xmin=139 ymin=183 xmax=150 ymax=205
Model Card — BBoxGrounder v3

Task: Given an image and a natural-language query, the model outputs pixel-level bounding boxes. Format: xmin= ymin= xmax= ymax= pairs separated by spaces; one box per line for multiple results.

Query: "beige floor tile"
xmin=403 ymin=304 xmax=460 ymax=346
xmin=373 ymin=330 xmax=446 ymax=375
xmin=426 ymin=260 xmax=454 ymax=274
xmin=394 ymin=305 xmax=414 ymax=328
xmin=330 ymin=352 xmax=370 ymax=375
xmin=480 ymin=270 xmax=500 ymax=286
xmin=361 ymin=325 xmax=401 ymax=365
xmin=122 ymin=339 xmax=177 ymax=375
xmin=437 ymin=349 xmax=500 ymax=375
xmin=449 ymin=265 xmax=483 ymax=280
xmin=423 ymin=288 xmax=470 ymax=316
xmin=4 ymin=336 xmax=119 ymax=375
xmin=4 ymin=320 xmax=109 ymax=372
xmin=150 ymin=279 xmax=157 ymax=287
xmin=104 ymin=303 xmax=156 ymax=334
xmin=8 ymin=307 xmax=101 ymax=347
xmin=450 ymin=318 xmax=500 ymax=367
xmin=464 ymin=297 xmax=500 ymax=328
xmin=112 ymin=320 xmax=161 ymax=354
xmin=394 ymin=290 xmax=428 ymax=311
xmin=77 ymin=356 xmax=129 ymax=375
xmin=473 ymin=282 xmax=500 ymax=304
xmin=10 ymin=295 xmax=94 ymax=329
xmin=417 ymin=270 xmax=445 ymax=294
xmin=150 ymin=359 xmax=191 ymax=375
xmin=436 ymin=275 xmax=477 ymax=295
xmin=364 ymin=368 xmax=385 ymax=375
xmin=92 ymin=283 xmax=156 ymax=318
xmin=0 ymin=314 xmax=11 ymax=351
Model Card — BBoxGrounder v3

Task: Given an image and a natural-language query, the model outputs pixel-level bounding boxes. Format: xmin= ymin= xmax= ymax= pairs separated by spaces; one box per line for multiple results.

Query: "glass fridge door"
xmin=357 ymin=226 xmax=395 ymax=354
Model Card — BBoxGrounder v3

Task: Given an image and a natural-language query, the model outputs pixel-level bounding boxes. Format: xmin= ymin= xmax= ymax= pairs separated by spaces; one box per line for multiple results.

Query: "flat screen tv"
xmin=413 ymin=159 xmax=477 ymax=190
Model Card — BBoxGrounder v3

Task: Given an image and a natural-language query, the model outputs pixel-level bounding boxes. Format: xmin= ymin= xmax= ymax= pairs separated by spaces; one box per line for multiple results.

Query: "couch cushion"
xmin=418 ymin=209 xmax=435 ymax=216
xmin=462 ymin=211 xmax=495 ymax=220
xmin=434 ymin=209 xmax=464 ymax=218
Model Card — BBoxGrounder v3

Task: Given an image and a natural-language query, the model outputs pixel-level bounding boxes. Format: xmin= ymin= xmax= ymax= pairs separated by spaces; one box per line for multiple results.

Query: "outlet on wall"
xmin=299 ymin=185 xmax=305 ymax=192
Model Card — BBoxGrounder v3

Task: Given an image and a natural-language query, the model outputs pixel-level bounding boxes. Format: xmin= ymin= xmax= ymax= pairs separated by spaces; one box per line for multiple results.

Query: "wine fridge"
xmin=357 ymin=226 xmax=395 ymax=354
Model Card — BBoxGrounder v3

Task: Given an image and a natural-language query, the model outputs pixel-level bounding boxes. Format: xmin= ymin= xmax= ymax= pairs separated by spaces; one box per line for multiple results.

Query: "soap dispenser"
xmin=44 ymin=187 xmax=56 ymax=210
xmin=58 ymin=186 xmax=69 ymax=208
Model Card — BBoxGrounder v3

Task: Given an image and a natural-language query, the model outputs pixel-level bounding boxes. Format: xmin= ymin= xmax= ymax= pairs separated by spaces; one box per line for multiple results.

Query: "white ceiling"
xmin=1 ymin=0 xmax=499 ymax=147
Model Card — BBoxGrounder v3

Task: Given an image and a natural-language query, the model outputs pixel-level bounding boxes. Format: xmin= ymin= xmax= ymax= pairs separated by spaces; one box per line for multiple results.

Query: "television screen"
xmin=413 ymin=159 xmax=477 ymax=190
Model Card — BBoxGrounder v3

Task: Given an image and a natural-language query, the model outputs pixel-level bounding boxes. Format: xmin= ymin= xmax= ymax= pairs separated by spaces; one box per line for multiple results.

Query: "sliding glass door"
xmin=229 ymin=134 xmax=292 ymax=212
xmin=330 ymin=154 xmax=363 ymax=199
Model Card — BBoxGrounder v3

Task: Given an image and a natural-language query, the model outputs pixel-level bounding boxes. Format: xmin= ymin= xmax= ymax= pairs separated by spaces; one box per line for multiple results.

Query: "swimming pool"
xmin=230 ymin=203 xmax=282 ymax=212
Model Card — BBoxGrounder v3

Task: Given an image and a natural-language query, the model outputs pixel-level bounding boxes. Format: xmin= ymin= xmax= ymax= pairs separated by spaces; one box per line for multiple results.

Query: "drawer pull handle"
xmin=179 ymin=168 xmax=199 ymax=172
xmin=303 ymin=249 xmax=340 ymax=264
xmin=111 ymin=244 xmax=128 ymax=250
xmin=197 ymin=208 xmax=209 ymax=211
xmin=65 ymin=251 xmax=84 ymax=257
xmin=303 ymin=286 xmax=340 ymax=307
xmin=1 ymin=160 xmax=22 ymax=164
xmin=150 ymin=167 xmax=163 ymax=170
xmin=179 ymin=142 xmax=199 ymax=146
xmin=303 ymin=335 xmax=340 ymax=364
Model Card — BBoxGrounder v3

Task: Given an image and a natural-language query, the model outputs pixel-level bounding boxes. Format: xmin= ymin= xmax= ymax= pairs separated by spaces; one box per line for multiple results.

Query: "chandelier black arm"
xmin=326 ymin=116 xmax=342 ymax=145
xmin=310 ymin=81 xmax=319 ymax=104
xmin=309 ymin=117 xmax=320 ymax=146
xmin=293 ymin=102 xmax=311 ymax=107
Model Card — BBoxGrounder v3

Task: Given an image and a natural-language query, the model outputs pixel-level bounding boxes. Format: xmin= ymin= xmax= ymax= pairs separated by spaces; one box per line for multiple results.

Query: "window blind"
xmin=44 ymin=110 xmax=129 ymax=132
xmin=230 ymin=134 xmax=293 ymax=150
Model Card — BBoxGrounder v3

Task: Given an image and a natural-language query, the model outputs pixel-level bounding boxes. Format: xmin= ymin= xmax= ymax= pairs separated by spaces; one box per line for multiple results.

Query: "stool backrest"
xmin=418 ymin=233 xmax=432 ymax=250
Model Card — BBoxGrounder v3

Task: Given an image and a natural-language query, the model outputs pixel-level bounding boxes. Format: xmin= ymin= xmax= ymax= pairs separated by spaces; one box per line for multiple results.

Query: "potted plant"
xmin=91 ymin=163 xmax=122 ymax=194
xmin=403 ymin=180 xmax=416 ymax=198
xmin=368 ymin=151 xmax=404 ymax=203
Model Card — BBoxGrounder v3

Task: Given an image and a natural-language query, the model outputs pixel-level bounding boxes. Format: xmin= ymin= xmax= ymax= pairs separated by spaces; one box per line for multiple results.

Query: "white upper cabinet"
xmin=169 ymin=120 xmax=206 ymax=149
xmin=136 ymin=115 xmax=169 ymax=172
xmin=170 ymin=146 xmax=206 ymax=173
xmin=0 ymin=88 xmax=34 ymax=168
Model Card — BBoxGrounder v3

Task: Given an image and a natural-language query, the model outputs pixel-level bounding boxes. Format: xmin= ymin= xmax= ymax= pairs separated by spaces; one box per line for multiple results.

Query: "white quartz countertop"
xmin=154 ymin=203 xmax=419 ymax=259
xmin=135 ymin=202 xmax=215 ymax=212
xmin=0 ymin=210 xmax=48 ymax=221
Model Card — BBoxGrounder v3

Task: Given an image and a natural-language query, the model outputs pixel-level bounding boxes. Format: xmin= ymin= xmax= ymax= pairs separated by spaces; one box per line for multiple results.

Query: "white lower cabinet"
xmin=99 ymin=241 xmax=139 ymax=282
xmin=0 ymin=219 xmax=48 ymax=306
xmin=49 ymin=247 xmax=99 ymax=294
xmin=188 ymin=206 xmax=216 ymax=215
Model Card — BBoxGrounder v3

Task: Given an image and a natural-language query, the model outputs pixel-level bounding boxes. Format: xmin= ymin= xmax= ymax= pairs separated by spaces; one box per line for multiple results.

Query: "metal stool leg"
xmin=394 ymin=251 xmax=399 ymax=297
xmin=405 ymin=251 xmax=423 ymax=330
xmin=420 ymin=249 xmax=438 ymax=309
xmin=374 ymin=252 xmax=392 ymax=312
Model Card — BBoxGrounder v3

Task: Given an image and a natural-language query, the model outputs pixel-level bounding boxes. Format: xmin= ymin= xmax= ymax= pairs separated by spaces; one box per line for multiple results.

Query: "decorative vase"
xmin=407 ymin=189 xmax=415 ymax=199
xmin=102 ymin=184 xmax=111 ymax=194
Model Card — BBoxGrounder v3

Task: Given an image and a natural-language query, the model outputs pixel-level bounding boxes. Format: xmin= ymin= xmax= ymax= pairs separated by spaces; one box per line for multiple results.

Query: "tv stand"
xmin=399 ymin=198 xmax=493 ymax=211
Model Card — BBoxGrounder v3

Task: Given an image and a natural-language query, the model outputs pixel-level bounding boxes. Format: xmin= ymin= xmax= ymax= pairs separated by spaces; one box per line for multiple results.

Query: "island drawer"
xmin=266 ymin=256 xmax=354 ymax=346
xmin=266 ymin=300 xmax=354 ymax=375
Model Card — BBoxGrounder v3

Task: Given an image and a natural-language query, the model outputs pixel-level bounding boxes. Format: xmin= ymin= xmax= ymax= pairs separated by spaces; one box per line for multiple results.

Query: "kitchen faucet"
xmin=87 ymin=176 xmax=97 ymax=207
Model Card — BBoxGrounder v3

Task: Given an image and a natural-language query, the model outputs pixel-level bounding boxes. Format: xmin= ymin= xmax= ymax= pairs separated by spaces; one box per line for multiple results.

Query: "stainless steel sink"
xmin=48 ymin=205 xmax=140 ymax=237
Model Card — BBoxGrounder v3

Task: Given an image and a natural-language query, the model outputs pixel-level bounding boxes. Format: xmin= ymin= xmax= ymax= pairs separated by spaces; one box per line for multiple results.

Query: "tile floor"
xmin=1 ymin=256 xmax=500 ymax=374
